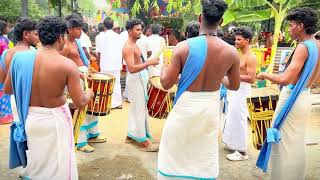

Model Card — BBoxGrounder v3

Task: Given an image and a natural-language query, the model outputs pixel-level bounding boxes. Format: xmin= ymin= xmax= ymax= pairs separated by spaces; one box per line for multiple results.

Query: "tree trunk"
xmin=58 ymin=0 xmax=62 ymax=17
xmin=21 ymin=0 xmax=28 ymax=17
xmin=48 ymin=0 xmax=51 ymax=15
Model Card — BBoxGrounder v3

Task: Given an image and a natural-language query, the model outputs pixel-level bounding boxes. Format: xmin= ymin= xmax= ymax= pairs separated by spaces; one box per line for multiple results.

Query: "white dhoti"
xmin=101 ymin=70 xmax=122 ymax=108
xmin=126 ymin=70 xmax=151 ymax=142
xmin=158 ymin=91 xmax=220 ymax=179
xmin=77 ymin=114 xmax=100 ymax=148
xmin=222 ymin=82 xmax=251 ymax=152
xmin=22 ymin=103 xmax=78 ymax=180
xmin=269 ymin=86 xmax=311 ymax=180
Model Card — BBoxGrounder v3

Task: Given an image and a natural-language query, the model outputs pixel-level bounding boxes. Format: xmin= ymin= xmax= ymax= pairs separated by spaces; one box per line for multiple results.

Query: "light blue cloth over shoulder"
xmin=9 ymin=50 xmax=37 ymax=169
xmin=75 ymin=39 xmax=89 ymax=67
xmin=173 ymin=36 xmax=208 ymax=105
xmin=256 ymin=40 xmax=319 ymax=172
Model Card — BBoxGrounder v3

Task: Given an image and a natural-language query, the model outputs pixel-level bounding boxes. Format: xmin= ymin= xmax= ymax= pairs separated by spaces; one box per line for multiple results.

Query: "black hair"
xmin=65 ymin=13 xmax=83 ymax=28
xmin=217 ymin=28 xmax=224 ymax=38
xmin=286 ymin=7 xmax=318 ymax=35
xmin=125 ymin=19 xmax=142 ymax=31
xmin=14 ymin=17 xmax=37 ymax=41
xmin=151 ymin=24 xmax=161 ymax=35
xmin=186 ymin=21 xmax=199 ymax=38
xmin=0 ymin=20 xmax=7 ymax=35
xmin=103 ymin=17 xmax=114 ymax=30
xmin=315 ymin=33 xmax=320 ymax=40
xmin=82 ymin=23 xmax=89 ymax=33
xmin=171 ymin=29 xmax=181 ymax=41
xmin=37 ymin=16 xmax=67 ymax=45
xmin=233 ymin=26 xmax=253 ymax=41
xmin=202 ymin=0 xmax=228 ymax=26
xmin=97 ymin=23 xmax=105 ymax=32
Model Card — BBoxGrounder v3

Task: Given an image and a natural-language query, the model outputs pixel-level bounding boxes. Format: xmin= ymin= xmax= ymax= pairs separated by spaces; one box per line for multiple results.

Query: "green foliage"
xmin=0 ymin=0 xmax=44 ymax=22
xmin=152 ymin=17 xmax=183 ymax=30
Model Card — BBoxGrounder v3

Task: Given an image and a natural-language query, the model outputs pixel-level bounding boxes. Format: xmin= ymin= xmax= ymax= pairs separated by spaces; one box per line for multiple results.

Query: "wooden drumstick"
xmin=83 ymin=72 xmax=89 ymax=90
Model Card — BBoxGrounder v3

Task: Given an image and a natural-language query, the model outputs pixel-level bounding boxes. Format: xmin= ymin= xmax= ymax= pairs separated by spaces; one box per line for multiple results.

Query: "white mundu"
xmin=22 ymin=103 xmax=78 ymax=180
xmin=126 ymin=69 xmax=151 ymax=142
xmin=158 ymin=91 xmax=220 ymax=179
xmin=270 ymin=86 xmax=311 ymax=180
xmin=222 ymin=82 xmax=251 ymax=152
xmin=97 ymin=29 xmax=123 ymax=108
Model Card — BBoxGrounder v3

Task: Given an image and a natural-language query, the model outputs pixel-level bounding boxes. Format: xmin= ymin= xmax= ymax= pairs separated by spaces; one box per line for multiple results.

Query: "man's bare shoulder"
xmin=122 ymin=43 xmax=135 ymax=53
xmin=56 ymin=54 xmax=78 ymax=71
xmin=220 ymin=42 xmax=238 ymax=60
xmin=174 ymin=41 xmax=189 ymax=55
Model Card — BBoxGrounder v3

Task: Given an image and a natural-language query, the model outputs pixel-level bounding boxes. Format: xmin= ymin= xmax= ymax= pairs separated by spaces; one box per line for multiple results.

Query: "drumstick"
xmin=83 ymin=72 xmax=89 ymax=90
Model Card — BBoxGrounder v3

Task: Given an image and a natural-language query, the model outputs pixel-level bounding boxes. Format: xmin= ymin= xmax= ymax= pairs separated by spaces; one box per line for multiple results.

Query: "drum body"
xmin=147 ymin=76 xmax=177 ymax=119
xmin=87 ymin=73 xmax=115 ymax=116
xmin=247 ymin=89 xmax=279 ymax=150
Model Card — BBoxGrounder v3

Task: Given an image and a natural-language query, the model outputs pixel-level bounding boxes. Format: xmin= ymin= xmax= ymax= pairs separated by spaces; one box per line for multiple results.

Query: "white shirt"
xmin=147 ymin=34 xmax=166 ymax=76
xmin=97 ymin=30 xmax=122 ymax=71
xmin=95 ymin=32 xmax=105 ymax=53
xmin=80 ymin=31 xmax=92 ymax=52
xmin=137 ymin=34 xmax=151 ymax=61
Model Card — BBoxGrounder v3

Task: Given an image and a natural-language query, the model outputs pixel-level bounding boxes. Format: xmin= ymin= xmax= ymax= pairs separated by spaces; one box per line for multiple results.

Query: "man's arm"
xmin=66 ymin=61 xmax=94 ymax=108
xmin=160 ymin=42 xmax=184 ymax=90
xmin=240 ymin=54 xmax=257 ymax=83
xmin=222 ymin=48 xmax=241 ymax=90
xmin=3 ymin=69 xmax=13 ymax=94
xmin=257 ymin=44 xmax=307 ymax=85
xmin=122 ymin=46 xmax=158 ymax=73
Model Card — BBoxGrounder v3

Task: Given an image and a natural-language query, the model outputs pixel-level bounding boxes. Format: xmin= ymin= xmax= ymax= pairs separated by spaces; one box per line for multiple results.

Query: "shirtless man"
xmin=4 ymin=16 xmax=93 ymax=179
xmin=61 ymin=13 xmax=85 ymax=67
xmin=0 ymin=17 xmax=39 ymax=124
xmin=157 ymin=0 xmax=240 ymax=179
xmin=122 ymin=19 xmax=160 ymax=152
xmin=256 ymin=7 xmax=320 ymax=179
xmin=222 ymin=26 xmax=257 ymax=161
xmin=61 ymin=13 xmax=106 ymax=153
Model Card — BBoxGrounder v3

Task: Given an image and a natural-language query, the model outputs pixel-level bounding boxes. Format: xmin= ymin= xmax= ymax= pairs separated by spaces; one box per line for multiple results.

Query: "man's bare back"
xmin=60 ymin=40 xmax=84 ymax=67
xmin=161 ymin=36 xmax=240 ymax=91
xmin=29 ymin=50 xmax=85 ymax=108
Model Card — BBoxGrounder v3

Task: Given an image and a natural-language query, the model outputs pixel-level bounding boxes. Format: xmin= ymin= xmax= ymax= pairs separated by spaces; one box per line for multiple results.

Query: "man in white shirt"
xmin=137 ymin=23 xmax=152 ymax=61
xmin=80 ymin=23 xmax=93 ymax=58
xmin=95 ymin=23 xmax=105 ymax=59
xmin=96 ymin=17 xmax=123 ymax=109
xmin=147 ymin=24 xmax=166 ymax=77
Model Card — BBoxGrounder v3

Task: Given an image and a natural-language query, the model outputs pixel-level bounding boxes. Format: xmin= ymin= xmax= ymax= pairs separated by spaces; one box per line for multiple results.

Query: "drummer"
xmin=60 ymin=13 xmax=106 ymax=153
xmin=222 ymin=26 xmax=257 ymax=161
xmin=122 ymin=19 xmax=160 ymax=152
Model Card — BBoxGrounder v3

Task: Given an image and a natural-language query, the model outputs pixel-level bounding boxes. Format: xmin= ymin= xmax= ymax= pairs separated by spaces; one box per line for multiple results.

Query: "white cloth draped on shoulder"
xmin=22 ymin=103 xmax=78 ymax=180
xmin=222 ymin=82 xmax=251 ymax=152
xmin=269 ymin=86 xmax=311 ymax=180
xmin=126 ymin=69 xmax=151 ymax=142
xmin=158 ymin=91 xmax=220 ymax=180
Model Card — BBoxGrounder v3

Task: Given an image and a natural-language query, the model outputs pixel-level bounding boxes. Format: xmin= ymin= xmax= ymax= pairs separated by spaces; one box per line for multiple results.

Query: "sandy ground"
xmin=0 ymin=95 xmax=320 ymax=180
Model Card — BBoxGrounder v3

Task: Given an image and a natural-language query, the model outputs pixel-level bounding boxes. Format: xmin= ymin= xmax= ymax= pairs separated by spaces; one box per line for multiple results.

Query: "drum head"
xmin=90 ymin=73 xmax=115 ymax=81
xmin=149 ymin=76 xmax=177 ymax=93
